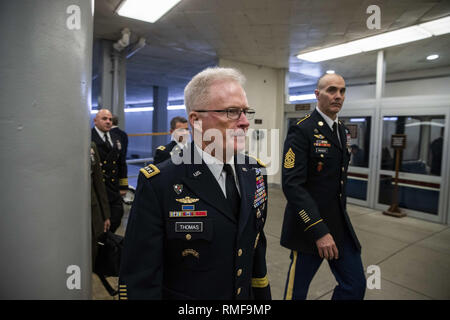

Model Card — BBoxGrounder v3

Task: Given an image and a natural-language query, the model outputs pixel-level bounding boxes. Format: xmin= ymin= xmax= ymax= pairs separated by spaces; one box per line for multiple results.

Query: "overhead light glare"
xmin=350 ymin=118 xmax=366 ymax=122
xmin=297 ymin=16 xmax=450 ymax=62
xmin=419 ymin=16 xmax=450 ymax=36
xmin=326 ymin=70 xmax=335 ymax=74
xmin=351 ymin=26 xmax=432 ymax=52
xmin=289 ymin=94 xmax=316 ymax=101
xmin=426 ymin=54 xmax=439 ymax=60
xmin=297 ymin=42 xmax=362 ymax=62
xmin=167 ymin=105 xmax=186 ymax=110
xmin=117 ymin=0 xmax=182 ymax=23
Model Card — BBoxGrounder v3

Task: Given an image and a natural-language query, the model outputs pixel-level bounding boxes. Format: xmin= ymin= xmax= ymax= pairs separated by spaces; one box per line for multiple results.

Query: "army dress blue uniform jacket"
xmin=153 ymin=140 xmax=178 ymax=164
xmin=119 ymin=144 xmax=271 ymax=300
xmin=280 ymin=109 xmax=361 ymax=255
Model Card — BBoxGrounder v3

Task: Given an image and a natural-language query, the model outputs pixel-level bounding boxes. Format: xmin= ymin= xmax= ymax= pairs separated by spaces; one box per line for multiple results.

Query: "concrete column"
xmin=99 ymin=40 xmax=126 ymax=131
xmin=111 ymin=51 xmax=127 ymax=127
xmin=152 ymin=86 xmax=169 ymax=151
xmin=100 ymin=40 xmax=113 ymax=110
xmin=0 ymin=0 xmax=93 ymax=299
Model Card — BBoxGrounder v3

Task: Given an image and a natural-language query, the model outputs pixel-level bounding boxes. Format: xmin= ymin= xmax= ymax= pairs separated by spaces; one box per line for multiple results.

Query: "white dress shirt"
xmin=316 ymin=106 xmax=341 ymax=144
xmin=94 ymin=126 xmax=113 ymax=147
xmin=194 ymin=143 xmax=241 ymax=197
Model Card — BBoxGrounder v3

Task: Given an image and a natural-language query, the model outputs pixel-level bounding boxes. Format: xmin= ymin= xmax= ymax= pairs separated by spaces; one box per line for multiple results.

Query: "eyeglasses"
xmin=194 ymin=107 xmax=256 ymax=120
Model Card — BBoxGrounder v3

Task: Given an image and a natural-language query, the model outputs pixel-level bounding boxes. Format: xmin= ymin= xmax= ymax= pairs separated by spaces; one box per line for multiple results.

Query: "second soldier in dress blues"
xmin=119 ymin=67 xmax=271 ymax=300
xmin=281 ymin=73 xmax=366 ymax=300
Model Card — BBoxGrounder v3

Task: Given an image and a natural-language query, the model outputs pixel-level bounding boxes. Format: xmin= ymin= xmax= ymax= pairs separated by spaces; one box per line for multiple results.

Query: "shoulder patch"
xmin=140 ymin=164 xmax=160 ymax=179
xmin=296 ymin=114 xmax=310 ymax=125
xmin=157 ymin=145 xmax=166 ymax=151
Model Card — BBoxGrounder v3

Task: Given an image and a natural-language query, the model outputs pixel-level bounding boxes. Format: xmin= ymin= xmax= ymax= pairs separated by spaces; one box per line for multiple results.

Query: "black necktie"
xmin=224 ymin=164 xmax=241 ymax=219
xmin=104 ymin=133 xmax=111 ymax=149
xmin=332 ymin=122 xmax=339 ymax=144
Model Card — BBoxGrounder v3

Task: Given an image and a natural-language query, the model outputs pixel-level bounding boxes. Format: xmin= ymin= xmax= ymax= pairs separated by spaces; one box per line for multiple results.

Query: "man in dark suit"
xmin=281 ymin=73 xmax=366 ymax=300
xmin=119 ymin=67 xmax=271 ymax=300
xmin=110 ymin=115 xmax=129 ymax=160
xmin=92 ymin=109 xmax=128 ymax=233
xmin=153 ymin=116 xmax=189 ymax=164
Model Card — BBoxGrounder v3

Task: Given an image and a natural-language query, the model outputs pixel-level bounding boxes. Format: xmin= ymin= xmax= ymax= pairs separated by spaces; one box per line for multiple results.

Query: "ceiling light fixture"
xmin=326 ymin=70 xmax=335 ymax=74
xmin=116 ymin=0 xmax=182 ymax=23
xmin=297 ymin=16 xmax=450 ymax=62
xmin=426 ymin=54 xmax=439 ymax=60
xmin=419 ymin=16 xmax=450 ymax=36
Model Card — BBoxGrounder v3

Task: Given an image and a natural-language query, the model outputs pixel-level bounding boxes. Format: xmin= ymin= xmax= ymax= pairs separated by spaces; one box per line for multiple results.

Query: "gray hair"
xmin=184 ymin=67 xmax=246 ymax=114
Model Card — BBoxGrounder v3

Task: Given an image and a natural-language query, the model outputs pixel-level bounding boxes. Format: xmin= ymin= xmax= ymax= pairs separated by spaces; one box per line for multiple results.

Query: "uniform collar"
xmin=193 ymin=143 xmax=236 ymax=182
xmin=316 ymin=106 xmax=339 ymax=130
xmin=94 ymin=125 xmax=112 ymax=142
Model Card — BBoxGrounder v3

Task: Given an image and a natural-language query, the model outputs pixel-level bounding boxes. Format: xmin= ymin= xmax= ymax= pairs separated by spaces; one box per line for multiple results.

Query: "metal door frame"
xmin=339 ymin=104 xmax=377 ymax=207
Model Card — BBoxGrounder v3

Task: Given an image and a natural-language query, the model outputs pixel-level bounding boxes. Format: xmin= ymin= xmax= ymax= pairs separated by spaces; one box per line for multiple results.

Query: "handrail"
xmin=128 ymin=132 xmax=170 ymax=137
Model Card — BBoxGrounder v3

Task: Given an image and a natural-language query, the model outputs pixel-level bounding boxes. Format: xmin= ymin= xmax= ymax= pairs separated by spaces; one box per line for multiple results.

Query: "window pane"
xmin=381 ymin=115 xmax=445 ymax=176
xmin=378 ymin=174 xmax=439 ymax=215
xmin=340 ymin=116 xmax=371 ymax=168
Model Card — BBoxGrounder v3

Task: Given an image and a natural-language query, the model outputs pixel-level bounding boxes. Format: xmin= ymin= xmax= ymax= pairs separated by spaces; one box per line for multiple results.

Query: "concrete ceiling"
xmin=93 ymin=0 xmax=450 ymax=103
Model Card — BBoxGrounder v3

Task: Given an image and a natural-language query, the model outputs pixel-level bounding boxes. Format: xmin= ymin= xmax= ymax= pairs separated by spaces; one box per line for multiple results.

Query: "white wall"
xmin=218 ymin=59 xmax=286 ymax=184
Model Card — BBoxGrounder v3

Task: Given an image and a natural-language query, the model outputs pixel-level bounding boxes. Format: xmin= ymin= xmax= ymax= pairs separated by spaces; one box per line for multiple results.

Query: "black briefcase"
xmin=94 ymin=231 xmax=123 ymax=277
xmin=94 ymin=231 xmax=123 ymax=296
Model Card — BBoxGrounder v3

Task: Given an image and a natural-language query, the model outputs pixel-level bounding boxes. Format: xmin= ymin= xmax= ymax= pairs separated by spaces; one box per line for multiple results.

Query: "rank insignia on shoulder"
xmin=157 ymin=145 xmax=166 ymax=151
xmin=176 ymin=196 xmax=199 ymax=204
xmin=140 ymin=164 xmax=160 ymax=179
xmin=284 ymin=147 xmax=295 ymax=169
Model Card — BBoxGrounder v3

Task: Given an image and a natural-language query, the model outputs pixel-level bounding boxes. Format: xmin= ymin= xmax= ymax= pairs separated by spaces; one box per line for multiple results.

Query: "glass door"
xmin=375 ymin=107 xmax=449 ymax=223
xmin=339 ymin=110 xmax=375 ymax=207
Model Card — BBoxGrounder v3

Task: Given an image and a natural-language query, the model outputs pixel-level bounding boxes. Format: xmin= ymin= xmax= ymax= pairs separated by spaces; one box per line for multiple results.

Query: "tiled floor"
xmin=92 ymin=186 xmax=450 ymax=300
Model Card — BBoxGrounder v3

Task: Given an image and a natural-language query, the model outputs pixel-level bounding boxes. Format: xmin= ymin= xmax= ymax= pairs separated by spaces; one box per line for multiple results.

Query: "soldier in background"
xmin=153 ymin=116 xmax=189 ymax=164
xmin=281 ymin=73 xmax=366 ymax=300
xmin=91 ymin=109 xmax=128 ymax=233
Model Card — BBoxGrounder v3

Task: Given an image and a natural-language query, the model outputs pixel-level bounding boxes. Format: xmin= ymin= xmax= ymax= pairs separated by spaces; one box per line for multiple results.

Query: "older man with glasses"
xmin=119 ymin=67 xmax=271 ymax=300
